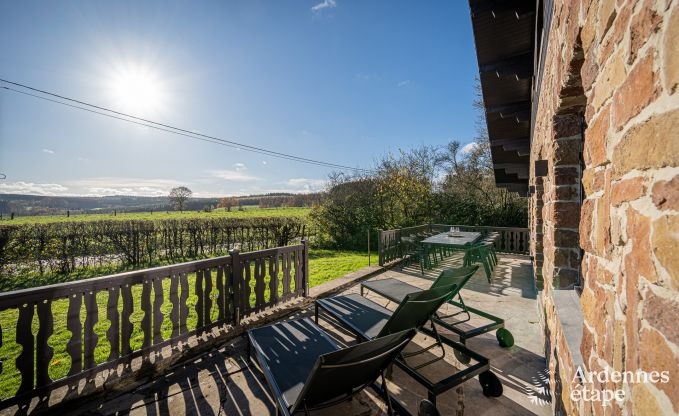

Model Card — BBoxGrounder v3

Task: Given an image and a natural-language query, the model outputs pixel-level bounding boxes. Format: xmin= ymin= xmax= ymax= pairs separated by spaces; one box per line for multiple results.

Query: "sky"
xmin=0 ymin=0 xmax=480 ymax=198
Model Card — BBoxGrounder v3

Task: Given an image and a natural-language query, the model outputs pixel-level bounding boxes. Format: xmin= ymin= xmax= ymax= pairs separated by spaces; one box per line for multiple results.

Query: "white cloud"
xmin=86 ymin=187 xmax=169 ymax=197
xmin=311 ymin=0 xmax=336 ymax=12
xmin=355 ymin=72 xmax=382 ymax=82
xmin=461 ymin=142 xmax=479 ymax=154
xmin=397 ymin=80 xmax=411 ymax=87
xmin=0 ymin=181 xmax=69 ymax=196
xmin=206 ymin=169 xmax=260 ymax=182
xmin=0 ymin=177 xmax=203 ymax=197
xmin=42 ymin=148 xmax=55 ymax=154
xmin=68 ymin=177 xmax=185 ymax=197
xmin=286 ymin=178 xmax=327 ymax=192
xmin=234 ymin=163 xmax=246 ymax=171
xmin=262 ymin=161 xmax=268 ymax=165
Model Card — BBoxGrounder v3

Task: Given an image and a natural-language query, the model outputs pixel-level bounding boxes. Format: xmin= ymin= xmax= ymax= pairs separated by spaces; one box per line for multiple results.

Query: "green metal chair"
xmin=463 ymin=242 xmax=495 ymax=282
xmin=480 ymin=232 xmax=499 ymax=265
xmin=399 ymin=235 xmax=419 ymax=267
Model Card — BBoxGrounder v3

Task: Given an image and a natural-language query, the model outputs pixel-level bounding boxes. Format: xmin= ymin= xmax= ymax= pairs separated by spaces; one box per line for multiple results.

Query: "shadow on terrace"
xmin=0 ymin=225 xmax=550 ymax=415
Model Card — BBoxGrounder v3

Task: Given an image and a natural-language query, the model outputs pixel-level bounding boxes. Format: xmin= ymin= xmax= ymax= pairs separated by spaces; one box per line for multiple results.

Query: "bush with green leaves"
xmin=0 ymin=217 xmax=307 ymax=285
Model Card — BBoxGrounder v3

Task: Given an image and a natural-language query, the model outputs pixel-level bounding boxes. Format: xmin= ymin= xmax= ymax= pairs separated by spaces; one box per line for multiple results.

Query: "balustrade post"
xmin=302 ymin=239 xmax=309 ymax=297
xmin=377 ymin=230 xmax=384 ymax=266
xmin=229 ymin=249 xmax=242 ymax=326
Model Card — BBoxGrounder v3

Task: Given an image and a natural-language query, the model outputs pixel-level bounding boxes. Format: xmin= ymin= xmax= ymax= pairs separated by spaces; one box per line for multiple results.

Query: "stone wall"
xmin=530 ymin=0 xmax=679 ymax=414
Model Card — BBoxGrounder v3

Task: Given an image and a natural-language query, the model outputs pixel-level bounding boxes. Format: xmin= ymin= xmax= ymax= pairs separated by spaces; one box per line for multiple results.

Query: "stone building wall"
xmin=530 ymin=0 xmax=679 ymax=414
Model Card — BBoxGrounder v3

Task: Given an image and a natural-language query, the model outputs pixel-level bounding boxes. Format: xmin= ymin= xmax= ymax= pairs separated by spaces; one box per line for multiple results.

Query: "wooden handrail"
xmin=0 ymin=243 xmax=308 ymax=408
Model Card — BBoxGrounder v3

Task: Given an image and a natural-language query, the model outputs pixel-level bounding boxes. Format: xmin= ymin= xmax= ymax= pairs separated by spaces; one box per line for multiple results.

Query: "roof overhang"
xmin=468 ymin=0 xmax=540 ymax=196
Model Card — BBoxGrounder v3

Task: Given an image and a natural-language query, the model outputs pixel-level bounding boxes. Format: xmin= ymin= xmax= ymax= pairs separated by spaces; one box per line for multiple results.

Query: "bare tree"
xmin=169 ymin=187 xmax=192 ymax=212
xmin=217 ymin=196 xmax=239 ymax=212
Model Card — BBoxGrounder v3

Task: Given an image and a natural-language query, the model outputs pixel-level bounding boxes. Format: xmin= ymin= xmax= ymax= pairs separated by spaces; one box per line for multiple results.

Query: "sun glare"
xmin=109 ymin=65 xmax=166 ymax=116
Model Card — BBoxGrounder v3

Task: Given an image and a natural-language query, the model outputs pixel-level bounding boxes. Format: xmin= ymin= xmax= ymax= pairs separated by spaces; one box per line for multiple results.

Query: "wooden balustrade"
xmin=0 ymin=242 xmax=308 ymax=408
xmin=378 ymin=224 xmax=529 ymax=266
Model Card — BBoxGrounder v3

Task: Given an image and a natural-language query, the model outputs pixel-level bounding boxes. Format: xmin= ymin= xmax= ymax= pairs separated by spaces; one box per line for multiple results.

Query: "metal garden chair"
xmin=463 ymin=242 xmax=496 ymax=282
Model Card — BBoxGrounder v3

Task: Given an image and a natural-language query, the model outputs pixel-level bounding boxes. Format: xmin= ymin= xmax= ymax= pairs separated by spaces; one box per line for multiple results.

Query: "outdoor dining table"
xmin=414 ymin=231 xmax=482 ymax=273
xmin=420 ymin=231 xmax=482 ymax=248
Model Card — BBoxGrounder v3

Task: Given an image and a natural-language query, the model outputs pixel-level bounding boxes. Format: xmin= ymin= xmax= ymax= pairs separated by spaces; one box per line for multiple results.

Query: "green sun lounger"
xmin=315 ymin=284 xmax=503 ymax=406
xmin=247 ymin=318 xmax=415 ymax=416
xmin=360 ymin=266 xmax=514 ymax=350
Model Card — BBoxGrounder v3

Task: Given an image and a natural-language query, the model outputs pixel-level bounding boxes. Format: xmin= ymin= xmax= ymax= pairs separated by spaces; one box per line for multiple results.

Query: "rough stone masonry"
xmin=529 ymin=0 xmax=679 ymax=414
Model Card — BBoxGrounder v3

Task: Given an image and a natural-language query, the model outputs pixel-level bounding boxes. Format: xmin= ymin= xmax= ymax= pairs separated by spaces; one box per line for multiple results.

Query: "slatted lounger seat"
xmin=315 ymin=285 xmax=503 ymax=405
xmin=360 ymin=266 xmax=514 ymax=350
xmin=247 ymin=318 xmax=415 ymax=416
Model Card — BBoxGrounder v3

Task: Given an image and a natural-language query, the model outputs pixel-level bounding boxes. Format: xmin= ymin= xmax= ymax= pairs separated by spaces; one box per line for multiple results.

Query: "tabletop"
xmin=420 ymin=231 xmax=482 ymax=246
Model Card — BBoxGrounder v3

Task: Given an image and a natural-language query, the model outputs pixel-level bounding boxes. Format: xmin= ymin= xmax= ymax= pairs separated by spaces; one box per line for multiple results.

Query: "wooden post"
xmin=377 ymin=229 xmax=383 ymax=266
xmin=367 ymin=229 xmax=371 ymax=266
xmin=301 ymin=239 xmax=309 ymax=297
xmin=229 ymin=248 xmax=242 ymax=326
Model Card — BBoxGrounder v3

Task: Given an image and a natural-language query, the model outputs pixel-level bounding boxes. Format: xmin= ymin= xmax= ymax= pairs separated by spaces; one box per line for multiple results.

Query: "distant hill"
xmin=0 ymin=192 xmax=322 ymax=216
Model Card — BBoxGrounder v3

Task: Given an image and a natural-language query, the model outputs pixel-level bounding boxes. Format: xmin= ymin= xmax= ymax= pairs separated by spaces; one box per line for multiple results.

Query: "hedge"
xmin=0 ymin=217 xmax=307 ymax=279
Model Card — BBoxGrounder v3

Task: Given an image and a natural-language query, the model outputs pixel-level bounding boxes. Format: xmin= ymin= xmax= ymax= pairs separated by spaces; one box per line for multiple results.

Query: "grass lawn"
xmin=0 ymin=206 xmax=311 ymax=224
xmin=0 ymin=249 xmax=371 ymax=398
xmin=308 ymin=249 xmax=374 ymax=286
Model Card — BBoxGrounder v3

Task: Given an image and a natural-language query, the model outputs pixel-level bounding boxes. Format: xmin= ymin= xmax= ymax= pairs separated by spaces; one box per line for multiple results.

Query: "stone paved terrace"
xmin=62 ymin=253 xmax=551 ymax=416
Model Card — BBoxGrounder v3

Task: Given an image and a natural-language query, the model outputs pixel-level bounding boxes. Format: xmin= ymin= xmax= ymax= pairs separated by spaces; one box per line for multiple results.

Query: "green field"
xmin=0 ymin=206 xmax=311 ymax=224
xmin=0 ymin=249 xmax=371 ymax=398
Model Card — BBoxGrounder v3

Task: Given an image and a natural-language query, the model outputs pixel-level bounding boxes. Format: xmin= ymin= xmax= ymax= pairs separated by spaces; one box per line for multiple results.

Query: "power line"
xmin=1 ymin=86 xmax=356 ymax=170
xmin=0 ymin=79 xmax=375 ymax=173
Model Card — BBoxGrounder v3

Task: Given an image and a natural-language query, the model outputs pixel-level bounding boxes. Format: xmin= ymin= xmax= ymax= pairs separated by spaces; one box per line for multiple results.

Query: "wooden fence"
xmin=0 ymin=242 xmax=308 ymax=408
xmin=378 ymin=224 xmax=530 ymax=266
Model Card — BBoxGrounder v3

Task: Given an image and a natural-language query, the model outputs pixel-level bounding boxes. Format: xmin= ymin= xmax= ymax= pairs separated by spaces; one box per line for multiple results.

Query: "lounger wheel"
xmin=453 ymin=349 xmax=471 ymax=364
xmin=418 ymin=399 xmax=440 ymax=416
xmin=496 ymin=328 xmax=514 ymax=348
xmin=479 ymin=370 xmax=503 ymax=397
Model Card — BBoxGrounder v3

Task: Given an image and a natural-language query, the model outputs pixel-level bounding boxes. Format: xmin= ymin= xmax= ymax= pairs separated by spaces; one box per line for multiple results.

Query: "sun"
xmin=109 ymin=64 xmax=166 ymax=116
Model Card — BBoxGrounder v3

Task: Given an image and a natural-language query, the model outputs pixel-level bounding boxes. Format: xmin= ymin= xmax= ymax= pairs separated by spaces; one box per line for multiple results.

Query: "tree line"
xmin=309 ymin=81 xmax=527 ymax=249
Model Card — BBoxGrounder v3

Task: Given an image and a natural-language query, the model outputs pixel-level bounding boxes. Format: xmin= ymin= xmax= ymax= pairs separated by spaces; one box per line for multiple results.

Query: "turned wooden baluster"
xmin=121 ymin=284 xmax=134 ymax=356
xmin=281 ymin=252 xmax=291 ymax=297
xmin=66 ymin=293 xmax=83 ymax=376
xmin=83 ymin=290 xmax=99 ymax=370
xmin=195 ymin=269 xmax=204 ymax=329
xmin=293 ymin=249 xmax=302 ymax=293
xmin=225 ymin=263 xmax=235 ymax=321
xmin=170 ymin=273 xmax=180 ymax=338
xmin=107 ymin=287 xmax=120 ymax=361
xmin=242 ymin=261 xmax=252 ymax=312
xmin=141 ymin=278 xmax=152 ymax=349
xmin=204 ymin=268 xmax=213 ymax=325
xmin=269 ymin=254 xmax=279 ymax=304
xmin=216 ymin=266 xmax=225 ymax=322
xmin=36 ymin=299 xmax=54 ymax=388
xmin=153 ymin=276 xmax=164 ymax=344
xmin=179 ymin=272 xmax=189 ymax=334
xmin=254 ymin=258 xmax=266 ymax=308
xmin=16 ymin=303 xmax=35 ymax=395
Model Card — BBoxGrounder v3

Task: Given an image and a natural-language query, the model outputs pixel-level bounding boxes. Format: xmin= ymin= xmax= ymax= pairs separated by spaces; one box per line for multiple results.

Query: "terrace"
xmin=2 ymin=0 xmax=677 ymax=413
xmin=0 ymin=224 xmax=550 ymax=415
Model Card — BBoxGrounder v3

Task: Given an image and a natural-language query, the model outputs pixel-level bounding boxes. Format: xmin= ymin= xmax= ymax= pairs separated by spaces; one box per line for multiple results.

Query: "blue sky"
xmin=0 ymin=0 xmax=479 ymax=197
